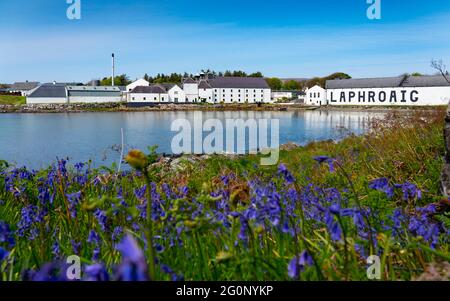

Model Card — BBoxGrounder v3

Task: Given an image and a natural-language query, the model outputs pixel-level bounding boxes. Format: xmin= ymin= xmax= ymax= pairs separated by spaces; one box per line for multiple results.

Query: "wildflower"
xmin=94 ymin=209 xmax=108 ymax=232
xmin=112 ymin=226 xmax=123 ymax=242
xmin=87 ymin=230 xmax=100 ymax=245
xmin=84 ymin=263 xmax=109 ymax=281
xmin=51 ymin=241 xmax=60 ymax=257
xmin=160 ymin=263 xmax=184 ymax=281
xmin=278 ymin=164 xmax=295 ymax=184
xmin=329 ymin=222 xmax=342 ymax=241
xmin=395 ymin=182 xmax=422 ymax=201
xmin=125 ymin=150 xmax=149 ymax=171
xmin=0 ymin=247 xmax=9 ymax=262
xmin=92 ymin=247 xmax=100 ymax=262
xmin=0 ymin=221 xmax=15 ymax=247
xmin=115 ymin=234 xmax=149 ymax=281
xmin=288 ymin=250 xmax=314 ymax=279
xmin=369 ymin=178 xmax=394 ymax=198
xmin=66 ymin=191 xmax=82 ymax=218
xmin=313 ymin=156 xmax=336 ymax=173
xmin=71 ymin=240 xmax=81 ymax=255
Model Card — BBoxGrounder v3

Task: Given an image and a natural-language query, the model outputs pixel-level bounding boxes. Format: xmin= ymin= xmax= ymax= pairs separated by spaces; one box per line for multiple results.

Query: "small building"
xmin=9 ymin=81 xmax=40 ymax=96
xmin=126 ymin=79 xmax=150 ymax=92
xmin=27 ymin=83 xmax=122 ymax=104
xmin=183 ymin=78 xmax=199 ymax=103
xmin=208 ymin=77 xmax=271 ymax=103
xmin=27 ymin=83 xmax=68 ymax=104
xmin=305 ymin=85 xmax=327 ymax=106
xmin=66 ymin=86 xmax=122 ymax=103
xmin=129 ymin=83 xmax=186 ymax=103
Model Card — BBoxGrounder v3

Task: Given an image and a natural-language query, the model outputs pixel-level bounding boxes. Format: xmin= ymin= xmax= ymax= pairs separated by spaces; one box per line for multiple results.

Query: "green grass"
xmin=0 ymin=109 xmax=448 ymax=281
xmin=0 ymin=95 xmax=26 ymax=105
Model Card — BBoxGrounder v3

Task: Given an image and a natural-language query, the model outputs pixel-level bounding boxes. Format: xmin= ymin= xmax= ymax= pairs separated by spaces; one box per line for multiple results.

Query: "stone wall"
xmin=441 ymin=103 xmax=450 ymax=197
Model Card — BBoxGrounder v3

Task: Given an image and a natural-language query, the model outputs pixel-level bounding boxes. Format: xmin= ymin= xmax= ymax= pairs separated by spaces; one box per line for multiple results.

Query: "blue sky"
xmin=1 ymin=0 xmax=450 ymax=83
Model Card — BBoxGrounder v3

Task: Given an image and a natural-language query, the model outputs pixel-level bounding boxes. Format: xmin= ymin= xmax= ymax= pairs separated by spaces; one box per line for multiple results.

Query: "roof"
xmin=183 ymin=78 xmax=196 ymax=84
xmin=326 ymin=75 xmax=450 ymax=89
xmin=208 ymin=77 xmax=270 ymax=89
xmin=9 ymin=82 xmax=40 ymax=91
xmin=67 ymin=86 xmax=120 ymax=92
xmin=130 ymin=85 xmax=167 ymax=94
xmin=159 ymin=83 xmax=180 ymax=90
xmin=198 ymin=80 xmax=212 ymax=89
xmin=28 ymin=84 xmax=66 ymax=98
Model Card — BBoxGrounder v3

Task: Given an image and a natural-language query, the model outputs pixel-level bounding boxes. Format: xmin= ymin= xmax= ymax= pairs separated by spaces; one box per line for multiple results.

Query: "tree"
xmin=431 ymin=59 xmax=450 ymax=83
xmin=265 ymin=77 xmax=283 ymax=90
xmin=283 ymin=80 xmax=301 ymax=90
xmin=249 ymin=71 xmax=263 ymax=78
xmin=411 ymin=72 xmax=423 ymax=76
xmin=143 ymin=73 xmax=150 ymax=81
xmin=100 ymin=74 xmax=131 ymax=86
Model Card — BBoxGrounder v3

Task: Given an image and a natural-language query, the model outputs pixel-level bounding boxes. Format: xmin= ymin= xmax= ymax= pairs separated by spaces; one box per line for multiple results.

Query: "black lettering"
xmin=349 ymin=91 xmax=355 ymax=102
xmin=368 ymin=91 xmax=375 ymax=102
xmin=330 ymin=91 xmax=337 ymax=102
xmin=379 ymin=91 xmax=386 ymax=102
xmin=410 ymin=90 xmax=419 ymax=102
xmin=358 ymin=91 xmax=365 ymax=102
xmin=340 ymin=92 xmax=346 ymax=102
xmin=389 ymin=91 xmax=397 ymax=102
xmin=400 ymin=90 xmax=407 ymax=102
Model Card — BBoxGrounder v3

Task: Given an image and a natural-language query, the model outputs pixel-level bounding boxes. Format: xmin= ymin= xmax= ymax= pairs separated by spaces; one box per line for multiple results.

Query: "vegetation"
xmin=0 ymin=95 xmax=26 ymax=105
xmin=100 ymin=74 xmax=132 ymax=86
xmin=0 ymin=109 xmax=448 ymax=281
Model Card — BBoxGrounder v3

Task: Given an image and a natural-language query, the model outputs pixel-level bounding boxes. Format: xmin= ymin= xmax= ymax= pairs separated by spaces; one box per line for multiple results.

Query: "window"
xmin=238 ymin=89 xmax=241 ymax=92
xmin=174 ymin=91 xmax=178 ymax=95
xmin=175 ymin=97 xmax=178 ymax=102
xmin=132 ymin=97 xmax=135 ymax=100
xmin=154 ymin=97 xmax=157 ymax=101
xmin=318 ymin=93 xmax=320 ymax=97
xmin=143 ymin=97 xmax=146 ymax=101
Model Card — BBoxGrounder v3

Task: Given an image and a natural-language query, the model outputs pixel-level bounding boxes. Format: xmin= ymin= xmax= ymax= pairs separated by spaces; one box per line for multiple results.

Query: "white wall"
xmin=327 ymin=86 xmax=450 ymax=106
xmin=68 ymin=96 xmax=122 ymax=103
xmin=212 ymin=88 xmax=271 ymax=103
xmin=126 ymin=79 xmax=150 ymax=92
xmin=168 ymin=86 xmax=186 ymax=103
xmin=128 ymin=93 xmax=169 ymax=103
xmin=26 ymin=97 xmax=67 ymax=104
xmin=306 ymin=85 xmax=327 ymax=105
xmin=183 ymin=83 xmax=199 ymax=102
xmin=199 ymin=88 xmax=213 ymax=103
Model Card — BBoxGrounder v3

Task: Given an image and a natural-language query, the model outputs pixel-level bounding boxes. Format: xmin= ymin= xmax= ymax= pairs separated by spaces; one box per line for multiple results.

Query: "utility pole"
xmin=112 ymin=53 xmax=115 ymax=86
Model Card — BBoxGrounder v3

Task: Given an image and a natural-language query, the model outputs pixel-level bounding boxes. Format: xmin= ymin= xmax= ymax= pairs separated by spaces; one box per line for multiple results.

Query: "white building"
xmin=126 ymin=79 xmax=150 ymax=92
xmin=325 ymin=75 xmax=450 ymax=106
xmin=305 ymin=85 xmax=327 ymax=106
xmin=27 ymin=84 xmax=121 ymax=104
xmin=128 ymin=84 xmax=185 ymax=103
xmin=9 ymin=81 xmax=40 ymax=96
xmin=128 ymin=77 xmax=272 ymax=104
xmin=183 ymin=78 xmax=199 ymax=102
xmin=271 ymin=91 xmax=294 ymax=102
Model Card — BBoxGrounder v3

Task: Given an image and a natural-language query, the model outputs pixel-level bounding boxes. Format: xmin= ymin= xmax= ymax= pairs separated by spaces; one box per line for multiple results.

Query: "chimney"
xmin=112 ymin=53 xmax=115 ymax=87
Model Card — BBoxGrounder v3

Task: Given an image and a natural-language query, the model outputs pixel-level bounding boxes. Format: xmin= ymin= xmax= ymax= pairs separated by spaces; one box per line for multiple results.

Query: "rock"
xmin=280 ymin=142 xmax=300 ymax=151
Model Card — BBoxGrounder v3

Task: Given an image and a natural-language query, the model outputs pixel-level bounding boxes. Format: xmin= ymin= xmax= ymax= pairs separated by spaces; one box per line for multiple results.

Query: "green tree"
xmin=249 ymin=71 xmax=263 ymax=78
xmin=265 ymin=77 xmax=283 ymax=90
xmin=283 ymin=80 xmax=301 ymax=90
xmin=100 ymin=74 xmax=131 ymax=86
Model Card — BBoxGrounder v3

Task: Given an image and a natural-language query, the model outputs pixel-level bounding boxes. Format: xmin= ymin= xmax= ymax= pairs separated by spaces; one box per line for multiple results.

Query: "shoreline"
xmin=0 ymin=102 xmax=446 ymax=114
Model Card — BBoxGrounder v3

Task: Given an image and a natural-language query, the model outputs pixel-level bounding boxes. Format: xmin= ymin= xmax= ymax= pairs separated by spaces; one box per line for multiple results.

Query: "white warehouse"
xmin=325 ymin=75 xmax=450 ymax=106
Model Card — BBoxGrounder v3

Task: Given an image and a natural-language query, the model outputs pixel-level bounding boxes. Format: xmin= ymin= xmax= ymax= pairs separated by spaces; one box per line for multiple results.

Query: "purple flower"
xmin=115 ymin=234 xmax=149 ymax=281
xmin=395 ymin=182 xmax=421 ymax=200
xmin=278 ymin=164 xmax=295 ymax=184
xmin=0 ymin=221 xmax=15 ymax=247
xmin=329 ymin=222 xmax=342 ymax=241
xmin=288 ymin=250 xmax=314 ymax=279
xmin=84 ymin=264 xmax=109 ymax=281
xmin=0 ymin=247 xmax=9 ymax=262
xmin=87 ymin=230 xmax=100 ymax=245
xmin=313 ymin=156 xmax=336 ymax=173
xmin=369 ymin=178 xmax=394 ymax=198
xmin=66 ymin=191 xmax=82 ymax=218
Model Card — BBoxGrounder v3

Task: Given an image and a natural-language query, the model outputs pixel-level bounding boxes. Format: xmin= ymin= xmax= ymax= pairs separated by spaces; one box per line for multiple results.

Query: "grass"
xmin=0 ymin=95 xmax=26 ymax=105
xmin=0 ymin=109 xmax=449 ymax=281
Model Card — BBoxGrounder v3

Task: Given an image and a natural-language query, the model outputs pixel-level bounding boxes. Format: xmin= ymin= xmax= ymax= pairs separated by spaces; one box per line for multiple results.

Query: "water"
xmin=0 ymin=110 xmax=386 ymax=169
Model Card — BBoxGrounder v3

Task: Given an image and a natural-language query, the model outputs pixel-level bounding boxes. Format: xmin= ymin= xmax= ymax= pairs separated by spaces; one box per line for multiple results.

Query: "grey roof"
xmin=67 ymin=86 xmax=120 ymax=92
xmin=9 ymin=81 xmax=40 ymax=91
xmin=28 ymin=84 xmax=66 ymax=98
xmin=183 ymin=78 xmax=196 ymax=84
xmin=198 ymin=80 xmax=212 ymax=89
xmin=159 ymin=83 xmax=179 ymax=90
xmin=326 ymin=75 xmax=450 ymax=89
xmin=130 ymin=85 xmax=167 ymax=94
xmin=402 ymin=75 xmax=450 ymax=87
xmin=208 ymin=77 xmax=270 ymax=89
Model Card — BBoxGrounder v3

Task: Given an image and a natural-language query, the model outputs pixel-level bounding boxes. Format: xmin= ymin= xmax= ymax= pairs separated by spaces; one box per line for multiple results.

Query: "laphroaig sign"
xmin=327 ymin=87 xmax=450 ymax=106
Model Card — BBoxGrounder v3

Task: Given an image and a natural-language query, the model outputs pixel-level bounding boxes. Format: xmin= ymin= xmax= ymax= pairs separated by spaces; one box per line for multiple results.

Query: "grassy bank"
xmin=0 ymin=95 xmax=25 ymax=105
xmin=0 ymin=109 xmax=449 ymax=281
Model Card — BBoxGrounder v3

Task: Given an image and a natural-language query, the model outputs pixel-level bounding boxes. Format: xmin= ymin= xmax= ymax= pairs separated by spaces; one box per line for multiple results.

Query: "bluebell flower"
xmin=0 ymin=247 xmax=9 ymax=262
xmin=278 ymin=164 xmax=295 ymax=184
xmin=87 ymin=230 xmax=100 ymax=245
xmin=369 ymin=178 xmax=394 ymax=198
xmin=115 ymin=234 xmax=149 ymax=281
xmin=0 ymin=221 xmax=15 ymax=247
xmin=288 ymin=250 xmax=314 ymax=279
xmin=394 ymin=182 xmax=421 ymax=200
xmin=84 ymin=263 xmax=109 ymax=281
xmin=71 ymin=240 xmax=81 ymax=255
xmin=66 ymin=191 xmax=82 ymax=219
xmin=112 ymin=226 xmax=123 ymax=242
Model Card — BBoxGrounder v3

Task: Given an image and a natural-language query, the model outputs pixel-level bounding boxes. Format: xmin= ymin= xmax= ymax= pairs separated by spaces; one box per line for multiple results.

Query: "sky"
xmin=1 ymin=0 xmax=450 ymax=83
